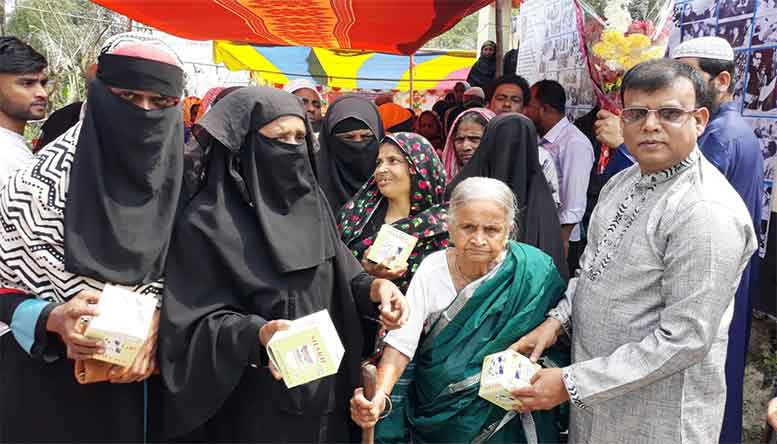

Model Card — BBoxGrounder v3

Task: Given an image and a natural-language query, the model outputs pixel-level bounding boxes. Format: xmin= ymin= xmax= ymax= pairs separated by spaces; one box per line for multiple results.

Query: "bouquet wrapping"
xmin=574 ymin=0 xmax=675 ymax=172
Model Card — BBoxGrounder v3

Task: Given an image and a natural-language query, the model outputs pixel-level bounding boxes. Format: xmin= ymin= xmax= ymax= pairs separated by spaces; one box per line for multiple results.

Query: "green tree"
xmin=425 ymin=12 xmax=479 ymax=50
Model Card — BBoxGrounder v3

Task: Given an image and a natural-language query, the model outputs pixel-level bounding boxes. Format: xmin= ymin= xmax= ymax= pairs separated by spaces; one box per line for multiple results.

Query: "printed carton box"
xmin=478 ymin=349 xmax=541 ymax=410
xmin=267 ymin=310 xmax=345 ymax=389
xmin=84 ymin=285 xmax=157 ymax=367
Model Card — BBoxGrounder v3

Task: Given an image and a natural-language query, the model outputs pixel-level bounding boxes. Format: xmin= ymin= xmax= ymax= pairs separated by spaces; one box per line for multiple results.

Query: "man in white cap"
xmin=284 ymin=78 xmax=323 ymax=134
xmin=672 ymin=35 xmax=765 ymax=444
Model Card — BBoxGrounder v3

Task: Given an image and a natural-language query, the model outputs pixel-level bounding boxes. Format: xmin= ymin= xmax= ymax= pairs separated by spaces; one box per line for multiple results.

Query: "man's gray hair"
xmin=448 ymin=177 xmax=519 ymax=237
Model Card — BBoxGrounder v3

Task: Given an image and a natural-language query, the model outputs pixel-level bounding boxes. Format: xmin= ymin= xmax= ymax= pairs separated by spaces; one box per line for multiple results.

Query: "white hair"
xmin=448 ymin=177 xmax=519 ymax=237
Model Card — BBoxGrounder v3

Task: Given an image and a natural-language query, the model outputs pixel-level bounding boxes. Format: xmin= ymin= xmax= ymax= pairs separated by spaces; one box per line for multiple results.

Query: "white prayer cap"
xmin=671 ymin=37 xmax=734 ymax=62
xmin=283 ymin=79 xmax=322 ymax=101
xmin=464 ymin=86 xmax=485 ymax=99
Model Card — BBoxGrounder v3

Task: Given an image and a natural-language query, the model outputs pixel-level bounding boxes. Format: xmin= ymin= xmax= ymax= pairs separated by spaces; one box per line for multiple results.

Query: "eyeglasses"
xmin=621 ymin=107 xmax=699 ymax=125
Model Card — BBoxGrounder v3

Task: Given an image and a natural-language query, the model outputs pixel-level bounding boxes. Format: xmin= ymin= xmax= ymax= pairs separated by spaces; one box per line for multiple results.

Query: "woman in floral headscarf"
xmin=338 ymin=132 xmax=449 ymax=293
xmin=338 ymin=132 xmax=449 ymax=443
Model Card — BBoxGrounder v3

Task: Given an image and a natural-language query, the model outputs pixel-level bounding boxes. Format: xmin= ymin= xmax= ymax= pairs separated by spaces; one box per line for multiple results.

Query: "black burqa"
xmin=159 ymin=87 xmax=375 ymax=443
xmin=0 ymin=54 xmax=184 ymax=444
xmin=466 ymin=42 xmax=497 ymax=89
xmin=64 ymin=75 xmax=184 ymax=284
xmin=446 ymin=113 xmax=569 ymax=280
xmin=316 ymin=95 xmax=384 ymax=211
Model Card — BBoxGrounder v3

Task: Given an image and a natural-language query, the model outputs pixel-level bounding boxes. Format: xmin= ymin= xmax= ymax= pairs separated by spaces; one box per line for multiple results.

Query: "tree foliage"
xmin=425 ymin=12 xmax=479 ymax=50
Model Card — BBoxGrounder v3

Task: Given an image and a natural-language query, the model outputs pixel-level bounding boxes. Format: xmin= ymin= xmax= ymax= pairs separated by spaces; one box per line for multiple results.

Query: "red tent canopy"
xmin=92 ymin=0 xmax=492 ymax=55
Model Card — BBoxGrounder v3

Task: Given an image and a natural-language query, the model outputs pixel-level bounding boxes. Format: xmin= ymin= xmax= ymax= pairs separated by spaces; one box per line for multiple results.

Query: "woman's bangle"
xmin=379 ymin=392 xmax=393 ymax=420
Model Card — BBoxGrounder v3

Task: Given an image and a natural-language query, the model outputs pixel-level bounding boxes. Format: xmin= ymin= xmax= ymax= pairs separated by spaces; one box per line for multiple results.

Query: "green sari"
xmin=377 ymin=241 xmax=567 ymax=443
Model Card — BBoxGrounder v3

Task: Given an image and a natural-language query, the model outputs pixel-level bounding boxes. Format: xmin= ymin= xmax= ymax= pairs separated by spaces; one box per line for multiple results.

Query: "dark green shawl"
xmin=404 ymin=241 xmax=568 ymax=443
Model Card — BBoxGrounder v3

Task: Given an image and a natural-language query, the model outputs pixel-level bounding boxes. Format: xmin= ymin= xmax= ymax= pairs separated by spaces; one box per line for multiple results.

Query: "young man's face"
xmin=0 ymin=71 xmax=48 ymax=121
xmin=489 ymin=83 xmax=524 ymax=115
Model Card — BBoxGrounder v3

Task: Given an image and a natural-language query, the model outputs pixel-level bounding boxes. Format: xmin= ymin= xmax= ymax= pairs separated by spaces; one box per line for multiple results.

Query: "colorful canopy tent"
xmin=92 ymin=0 xmax=493 ymax=55
xmin=213 ymin=41 xmax=476 ymax=92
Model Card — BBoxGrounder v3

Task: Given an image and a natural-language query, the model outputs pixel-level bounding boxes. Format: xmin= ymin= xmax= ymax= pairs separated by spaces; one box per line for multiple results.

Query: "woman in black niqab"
xmin=317 ymin=95 xmax=384 ymax=211
xmin=446 ymin=113 xmax=569 ymax=279
xmin=159 ymin=87 xmax=382 ymax=442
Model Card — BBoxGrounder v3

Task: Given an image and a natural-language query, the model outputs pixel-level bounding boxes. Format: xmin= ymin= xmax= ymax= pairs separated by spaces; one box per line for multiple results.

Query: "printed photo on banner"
xmin=734 ymin=50 xmax=749 ymax=105
xmin=753 ymin=18 xmax=777 ymax=46
xmin=718 ymin=0 xmax=756 ymax=20
xmin=744 ymin=48 xmax=777 ymax=114
xmin=718 ymin=17 xmax=754 ymax=48
xmin=681 ymin=20 xmax=717 ymax=40
xmin=683 ymin=0 xmax=717 ymax=21
xmin=748 ymin=117 xmax=777 ymax=252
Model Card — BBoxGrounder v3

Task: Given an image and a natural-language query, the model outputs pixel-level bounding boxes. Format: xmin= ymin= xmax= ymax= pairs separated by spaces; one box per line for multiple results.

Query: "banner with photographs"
xmin=671 ymin=0 xmax=774 ymax=256
xmin=516 ymin=0 xmax=595 ymax=121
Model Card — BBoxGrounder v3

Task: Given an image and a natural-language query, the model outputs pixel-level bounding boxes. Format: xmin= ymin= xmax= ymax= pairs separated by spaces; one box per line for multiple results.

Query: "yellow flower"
xmin=625 ymin=33 xmax=651 ymax=50
xmin=593 ymin=29 xmax=666 ymax=71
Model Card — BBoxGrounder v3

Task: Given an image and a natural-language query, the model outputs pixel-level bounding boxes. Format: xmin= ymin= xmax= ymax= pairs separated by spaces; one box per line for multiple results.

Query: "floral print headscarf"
xmin=338 ymin=132 xmax=449 ymax=291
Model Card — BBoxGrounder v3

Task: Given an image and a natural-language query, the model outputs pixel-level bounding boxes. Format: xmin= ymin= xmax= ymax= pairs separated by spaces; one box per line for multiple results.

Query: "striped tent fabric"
xmin=213 ymin=42 xmax=476 ymax=91
xmin=92 ymin=0 xmax=493 ymax=55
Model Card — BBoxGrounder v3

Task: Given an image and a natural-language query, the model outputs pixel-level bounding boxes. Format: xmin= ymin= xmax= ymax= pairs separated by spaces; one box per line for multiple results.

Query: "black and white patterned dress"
xmin=0 ymin=122 xmax=163 ymax=302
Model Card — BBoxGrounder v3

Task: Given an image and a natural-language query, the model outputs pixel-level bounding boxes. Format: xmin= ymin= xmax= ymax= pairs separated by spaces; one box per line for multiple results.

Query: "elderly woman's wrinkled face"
xmin=374 ymin=142 xmax=411 ymax=200
xmin=450 ymin=200 xmax=509 ymax=264
xmin=453 ymin=119 xmax=485 ymax=166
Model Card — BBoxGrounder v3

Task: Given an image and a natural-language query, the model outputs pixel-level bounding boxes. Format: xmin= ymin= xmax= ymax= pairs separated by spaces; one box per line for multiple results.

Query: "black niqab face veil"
xmin=196 ymin=86 xmax=335 ymax=272
xmin=64 ymin=57 xmax=184 ymax=284
xmin=317 ymin=95 xmax=384 ymax=211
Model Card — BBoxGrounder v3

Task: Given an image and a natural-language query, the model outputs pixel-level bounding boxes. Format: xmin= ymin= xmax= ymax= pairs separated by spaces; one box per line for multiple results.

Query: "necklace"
xmin=452 ymin=252 xmax=478 ymax=282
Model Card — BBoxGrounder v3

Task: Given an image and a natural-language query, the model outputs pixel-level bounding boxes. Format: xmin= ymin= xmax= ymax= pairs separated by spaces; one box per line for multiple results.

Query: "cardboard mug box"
xmin=478 ymin=349 xmax=541 ymax=411
xmin=267 ymin=310 xmax=345 ymax=389
xmin=83 ymin=285 xmax=157 ymax=367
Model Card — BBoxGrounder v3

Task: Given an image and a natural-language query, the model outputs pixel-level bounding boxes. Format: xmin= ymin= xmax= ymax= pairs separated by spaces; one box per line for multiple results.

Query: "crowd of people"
xmin=0 ymin=30 xmax=773 ymax=444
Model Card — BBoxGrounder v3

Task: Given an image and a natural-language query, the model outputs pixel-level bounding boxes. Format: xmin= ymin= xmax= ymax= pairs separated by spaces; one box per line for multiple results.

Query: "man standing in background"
xmin=673 ymin=36 xmax=765 ymax=444
xmin=524 ymin=79 xmax=594 ymax=260
xmin=284 ymin=79 xmax=323 ymax=133
xmin=0 ymin=36 xmax=47 ymax=188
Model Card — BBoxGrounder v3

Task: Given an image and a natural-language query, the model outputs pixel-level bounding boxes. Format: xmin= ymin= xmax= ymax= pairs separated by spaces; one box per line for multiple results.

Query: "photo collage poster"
xmin=516 ymin=0 xmax=595 ymax=122
xmin=671 ymin=0 xmax=774 ymax=255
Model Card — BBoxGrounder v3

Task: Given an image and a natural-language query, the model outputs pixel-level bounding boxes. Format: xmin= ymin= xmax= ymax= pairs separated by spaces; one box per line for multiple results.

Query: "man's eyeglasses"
xmin=621 ymin=107 xmax=699 ymax=125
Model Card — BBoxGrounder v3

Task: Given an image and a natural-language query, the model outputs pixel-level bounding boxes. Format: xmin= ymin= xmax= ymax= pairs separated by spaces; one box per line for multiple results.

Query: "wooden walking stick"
xmin=361 ymin=362 xmax=378 ymax=444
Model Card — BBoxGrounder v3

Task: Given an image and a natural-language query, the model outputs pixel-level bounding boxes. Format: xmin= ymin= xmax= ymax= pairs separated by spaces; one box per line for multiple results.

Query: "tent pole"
xmin=495 ymin=0 xmax=511 ymax=77
xmin=409 ymin=54 xmax=415 ymax=111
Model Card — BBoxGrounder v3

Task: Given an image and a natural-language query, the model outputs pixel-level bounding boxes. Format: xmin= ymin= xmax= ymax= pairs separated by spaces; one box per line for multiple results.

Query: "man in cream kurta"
xmin=511 ymin=59 xmax=756 ymax=443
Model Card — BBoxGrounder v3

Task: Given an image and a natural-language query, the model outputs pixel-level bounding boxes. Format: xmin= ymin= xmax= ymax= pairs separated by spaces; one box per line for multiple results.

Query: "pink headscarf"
xmin=441 ymin=107 xmax=495 ymax=183
xmin=195 ymin=86 xmax=226 ymax=121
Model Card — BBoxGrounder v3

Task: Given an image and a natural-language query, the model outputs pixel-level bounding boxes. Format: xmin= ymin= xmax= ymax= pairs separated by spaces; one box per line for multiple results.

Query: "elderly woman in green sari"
xmin=350 ymin=177 xmax=568 ymax=443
